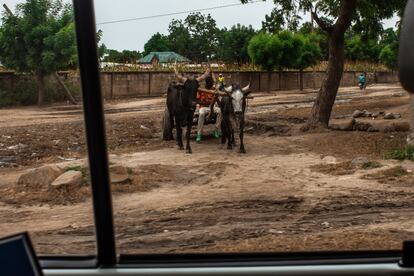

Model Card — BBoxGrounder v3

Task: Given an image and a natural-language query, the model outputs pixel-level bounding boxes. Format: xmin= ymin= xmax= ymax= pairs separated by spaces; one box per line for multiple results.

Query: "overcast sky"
xmin=3 ymin=0 xmax=398 ymax=52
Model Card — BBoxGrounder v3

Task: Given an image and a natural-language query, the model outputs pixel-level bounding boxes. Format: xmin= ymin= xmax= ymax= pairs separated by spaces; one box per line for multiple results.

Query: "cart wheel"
xmin=162 ymin=108 xmax=173 ymax=140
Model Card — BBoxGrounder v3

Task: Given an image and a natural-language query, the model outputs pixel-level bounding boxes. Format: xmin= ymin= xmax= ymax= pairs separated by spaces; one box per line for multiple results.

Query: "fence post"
xmin=110 ymin=72 xmax=114 ymax=99
xmin=148 ymin=72 xmax=152 ymax=96
xmin=278 ymin=71 xmax=282 ymax=91
xmin=258 ymin=72 xmax=261 ymax=92
xmin=11 ymin=73 xmax=15 ymax=92
xmin=297 ymin=72 xmax=299 ymax=90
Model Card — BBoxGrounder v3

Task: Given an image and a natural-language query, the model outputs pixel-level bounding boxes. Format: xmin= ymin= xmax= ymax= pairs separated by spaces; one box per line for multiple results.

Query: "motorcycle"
xmin=358 ymin=80 xmax=366 ymax=90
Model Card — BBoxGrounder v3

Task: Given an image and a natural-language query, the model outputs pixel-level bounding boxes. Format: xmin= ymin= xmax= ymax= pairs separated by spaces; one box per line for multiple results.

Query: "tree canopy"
xmin=143 ymin=32 xmax=170 ymax=56
xmin=103 ymin=49 xmax=142 ymax=64
xmin=293 ymin=33 xmax=322 ymax=71
xmin=379 ymin=28 xmax=399 ymax=70
xmin=167 ymin=12 xmax=219 ymax=62
xmin=248 ymin=30 xmax=320 ymax=71
xmin=0 ymin=0 xmax=77 ymax=73
xmin=242 ymin=0 xmax=405 ymax=37
xmin=217 ymin=24 xmax=257 ymax=64
xmin=0 ymin=0 xmax=77 ymax=105
xmin=248 ymin=32 xmax=283 ymax=72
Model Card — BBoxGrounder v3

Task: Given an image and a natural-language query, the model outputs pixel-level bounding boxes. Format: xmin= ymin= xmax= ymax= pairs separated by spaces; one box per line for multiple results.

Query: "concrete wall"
xmin=0 ymin=71 xmax=400 ymax=100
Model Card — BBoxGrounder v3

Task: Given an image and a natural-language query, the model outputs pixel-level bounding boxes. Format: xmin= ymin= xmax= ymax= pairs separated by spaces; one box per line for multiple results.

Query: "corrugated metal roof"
xmin=138 ymin=52 xmax=190 ymax=64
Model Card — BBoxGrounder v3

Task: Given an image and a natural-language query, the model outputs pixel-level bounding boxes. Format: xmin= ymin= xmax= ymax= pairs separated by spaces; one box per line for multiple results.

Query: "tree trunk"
xmin=54 ymin=72 xmax=77 ymax=105
xmin=308 ymin=0 xmax=357 ymax=128
xmin=407 ymin=94 xmax=414 ymax=146
xmin=308 ymin=31 xmax=345 ymax=127
xmin=36 ymin=72 xmax=45 ymax=107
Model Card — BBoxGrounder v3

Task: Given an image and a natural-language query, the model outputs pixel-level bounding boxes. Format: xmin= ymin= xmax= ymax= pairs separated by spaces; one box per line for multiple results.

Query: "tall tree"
xmin=379 ymin=45 xmax=398 ymax=71
xmin=103 ymin=49 xmax=142 ymax=64
xmin=167 ymin=12 xmax=219 ymax=62
xmin=167 ymin=19 xmax=191 ymax=59
xmin=248 ymin=32 xmax=283 ymax=92
xmin=293 ymin=33 xmax=322 ymax=90
xmin=0 ymin=0 xmax=77 ymax=106
xmin=104 ymin=49 xmax=123 ymax=63
xmin=249 ymin=30 xmax=320 ymax=91
xmin=96 ymin=29 xmax=107 ymax=60
xmin=345 ymin=34 xmax=380 ymax=62
xmin=242 ymin=0 xmax=407 ymax=128
xmin=121 ymin=50 xmax=141 ymax=64
xmin=217 ymin=24 xmax=257 ymax=64
xmin=378 ymin=28 xmax=399 ymax=70
xmin=143 ymin=32 xmax=170 ymax=56
xmin=299 ymin=23 xmax=328 ymax=60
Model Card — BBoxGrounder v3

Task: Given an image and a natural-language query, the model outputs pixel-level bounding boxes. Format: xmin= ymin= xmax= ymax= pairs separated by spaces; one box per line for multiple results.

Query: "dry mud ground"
xmin=1 ymin=84 xmax=414 ymax=255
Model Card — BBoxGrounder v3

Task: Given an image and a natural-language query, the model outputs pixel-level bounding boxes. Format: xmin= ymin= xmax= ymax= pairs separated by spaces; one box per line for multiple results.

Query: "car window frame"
xmin=37 ymin=0 xmax=414 ymax=273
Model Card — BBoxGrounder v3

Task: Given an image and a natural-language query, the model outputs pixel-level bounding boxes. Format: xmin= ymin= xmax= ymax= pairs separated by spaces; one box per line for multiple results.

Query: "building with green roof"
xmin=138 ymin=52 xmax=190 ymax=65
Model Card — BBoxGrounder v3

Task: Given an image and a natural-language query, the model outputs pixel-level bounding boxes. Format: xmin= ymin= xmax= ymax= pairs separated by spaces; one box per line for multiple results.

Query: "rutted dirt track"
xmin=1 ymin=84 xmax=414 ymax=255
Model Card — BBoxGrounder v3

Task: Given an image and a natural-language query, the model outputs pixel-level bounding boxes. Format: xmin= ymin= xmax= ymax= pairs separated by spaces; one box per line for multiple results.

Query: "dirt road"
xmin=1 ymin=84 xmax=414 ymax=255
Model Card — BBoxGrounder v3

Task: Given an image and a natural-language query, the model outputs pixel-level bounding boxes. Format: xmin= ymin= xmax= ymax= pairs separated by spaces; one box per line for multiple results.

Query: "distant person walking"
xmin=358 ymin=73 xmax=366 ymax=90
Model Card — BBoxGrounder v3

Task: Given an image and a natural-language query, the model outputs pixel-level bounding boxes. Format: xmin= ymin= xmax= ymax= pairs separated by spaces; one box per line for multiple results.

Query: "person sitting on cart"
xmin=196 ymin=75 xmax=222 ymax=143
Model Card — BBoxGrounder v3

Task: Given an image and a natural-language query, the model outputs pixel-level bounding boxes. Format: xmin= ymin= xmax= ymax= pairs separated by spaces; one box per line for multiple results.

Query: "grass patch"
xmin=381 ymin=166 xmax=409 ymax=178
xmin=362 ymin=166 xmax=412 ymax=185
xmin=311 ymin=161 xmax=356 ymax=176
xmin=387 ymin=145 xmax=414 ymax=161
xmin=361 ymin=161 xmax=383 ymax=170
xmin=127 ymin=167 xmax=133 ymax=176
xmin=65 ymin=165 xmax=82 ymax=172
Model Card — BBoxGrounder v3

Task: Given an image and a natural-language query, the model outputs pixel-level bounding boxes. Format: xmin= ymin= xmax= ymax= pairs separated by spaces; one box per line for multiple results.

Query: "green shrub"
xmin=0 ymin=74 xmax=80 ymax=107
xmin=361 ymin=161 xmax=383 ymax=170
xmin=13 ymin=79 xmax=39 ymax=105
xmin=387 ymin=145 xmax=414 ymax=161
xmin=0 ymin=78 xmax=38 ymax=107
xmin=0 ymin=88 xmax=15 ymax=107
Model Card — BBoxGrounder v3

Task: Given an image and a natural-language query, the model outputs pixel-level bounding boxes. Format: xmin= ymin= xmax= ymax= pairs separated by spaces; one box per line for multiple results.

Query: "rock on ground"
xmin=329 ymin=119 xmax=355 ymax=131
xmin=353 ymin=121 xmax=374 ymax=132
xmin=109 ymin=165 xmax=130 ymax=184
xmin=352 ymin=110 xmax=364 ymax=118
xmin=17 ymin=165 xmax=63 ymax=188
xmin=351 ymin=157 xmax=370 ymax=168
xmin=384 ymin=113 xmax=402 ymax=120
xmin=322 ymin=156 xmax=337 ymax=164
xmin=400 ymin=160 xmax=414 ymax=173
xmin=407 ymin=133 xmax=414 ymax=146
xmin=51 ymin=170 xmax=82 ymax=188
xmin=352 ymin=110 xmax=372 ymax=118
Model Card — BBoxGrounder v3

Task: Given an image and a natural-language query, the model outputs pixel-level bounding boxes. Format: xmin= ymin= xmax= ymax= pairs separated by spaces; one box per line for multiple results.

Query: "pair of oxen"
xmin=165 ymin=67 xmax=251 ymax=154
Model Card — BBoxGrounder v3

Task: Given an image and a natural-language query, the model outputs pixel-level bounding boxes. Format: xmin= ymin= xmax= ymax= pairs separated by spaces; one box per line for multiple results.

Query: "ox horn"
xmin=224 ymin=85 xmax=233 ymax=93
xmin=196 ymin=67 xmax=211 ymax=82
xmin=241 ymin=83 xmax=251 ymax=93
xmin=174 ymin=65 xmax=187 ymax=83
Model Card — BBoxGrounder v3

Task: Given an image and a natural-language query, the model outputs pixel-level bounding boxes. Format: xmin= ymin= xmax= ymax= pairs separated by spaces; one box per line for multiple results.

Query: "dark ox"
xmin=166 ymin=67 xmax=210 ymax=153
xmin=219 ymin=84 xmax=251 ymax=153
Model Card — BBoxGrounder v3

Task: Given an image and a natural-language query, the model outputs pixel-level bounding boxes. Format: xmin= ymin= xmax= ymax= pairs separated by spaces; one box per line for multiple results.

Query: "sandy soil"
xmin=1 ymin=83 xmax=414 ymax=255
